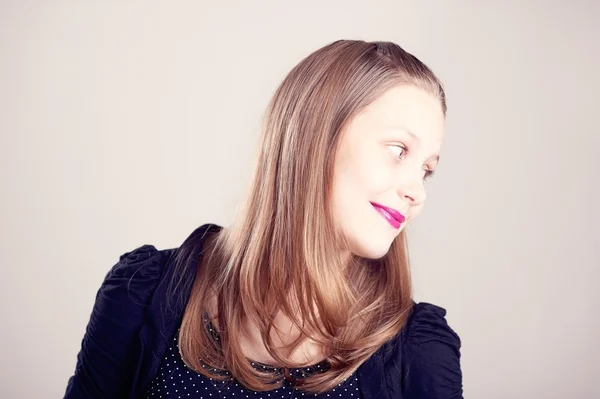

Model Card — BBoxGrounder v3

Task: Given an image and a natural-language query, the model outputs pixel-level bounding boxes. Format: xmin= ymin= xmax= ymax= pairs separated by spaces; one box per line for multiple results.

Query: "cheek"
xmin=330 ymin=167 xmax=403 ymax=258
xmin=332 ymin=158 xmax=397 ymax=230
xmin=342 ymin=155 xmax=396 ymax=196
xmin=331 ymin=158 xmax=398 ymax=234
xmin=366 ymin=165 xmax=396 ymax=193
xmin=331 ymin=160 xmax=373 ymax=225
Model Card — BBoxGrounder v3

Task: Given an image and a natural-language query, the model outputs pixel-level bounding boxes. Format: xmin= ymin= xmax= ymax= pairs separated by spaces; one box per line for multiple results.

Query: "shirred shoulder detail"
xmin=102 ymin=244 xmax=167 ymax=304
xmin=64 ymin=245 xmax=171 ymax=398
xmin=400 ymin=302 xmax=463 ymax=399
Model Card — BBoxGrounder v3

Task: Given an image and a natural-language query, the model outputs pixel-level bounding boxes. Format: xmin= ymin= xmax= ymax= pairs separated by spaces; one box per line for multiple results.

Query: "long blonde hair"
xmin=176 ymin=39 xmax=447 ymax=394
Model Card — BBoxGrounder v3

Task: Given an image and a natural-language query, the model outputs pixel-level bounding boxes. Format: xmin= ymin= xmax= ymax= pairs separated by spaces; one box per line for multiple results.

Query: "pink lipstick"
xmin=370 ymin=201 xmax=406 ymax=229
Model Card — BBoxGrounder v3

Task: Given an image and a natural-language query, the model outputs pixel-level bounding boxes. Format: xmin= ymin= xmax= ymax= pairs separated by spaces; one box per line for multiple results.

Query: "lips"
xmin=370 ymin=201 xmax=406 ymax=229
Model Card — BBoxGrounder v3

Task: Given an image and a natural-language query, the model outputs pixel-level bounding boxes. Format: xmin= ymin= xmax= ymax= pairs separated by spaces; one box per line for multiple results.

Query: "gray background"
xmin=1 ymin=1 xmax=598 ymax=398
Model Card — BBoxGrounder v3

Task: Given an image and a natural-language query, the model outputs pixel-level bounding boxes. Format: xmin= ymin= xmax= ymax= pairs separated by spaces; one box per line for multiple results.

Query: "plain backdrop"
xmin=1 ymin=1 xmax=598 ymax=398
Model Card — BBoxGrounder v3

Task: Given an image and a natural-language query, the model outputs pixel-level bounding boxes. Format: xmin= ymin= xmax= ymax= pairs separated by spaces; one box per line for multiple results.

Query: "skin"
xmin=332 ymin=84 xmax=445 ymax=260
xmin=210 ymin=84 xmax=445 ymax=367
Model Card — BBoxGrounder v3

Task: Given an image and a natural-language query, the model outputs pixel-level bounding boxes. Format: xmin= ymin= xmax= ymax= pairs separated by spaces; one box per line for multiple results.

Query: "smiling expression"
xmin=331 ymin=84 xmax=445 ymax=259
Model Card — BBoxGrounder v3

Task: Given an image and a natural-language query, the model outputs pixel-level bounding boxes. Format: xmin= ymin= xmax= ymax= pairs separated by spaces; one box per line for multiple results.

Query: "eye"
xmin=423 ymin=169 xmax=436 ymax=181
xmin=388 ymin=144 xmax=407 ymax=159
xmin=389 ymin=144 xmax=436 ymax=181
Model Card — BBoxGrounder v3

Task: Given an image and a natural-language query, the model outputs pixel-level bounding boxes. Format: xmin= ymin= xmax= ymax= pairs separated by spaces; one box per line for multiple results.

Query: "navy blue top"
xmin=144 ymin=324 xmax=361 ymax=399
xmin=64 ymin=223 xmax=462 ymax=399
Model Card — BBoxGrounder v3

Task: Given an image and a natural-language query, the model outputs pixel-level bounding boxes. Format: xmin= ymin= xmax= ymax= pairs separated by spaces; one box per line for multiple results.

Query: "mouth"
xmin=370 ymin=201 xmax=406 ymax=229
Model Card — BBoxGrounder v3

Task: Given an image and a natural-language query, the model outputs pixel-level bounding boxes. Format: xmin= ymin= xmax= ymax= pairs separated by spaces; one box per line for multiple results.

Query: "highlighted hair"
xmin=175 ymin=39 xmax=446 ymax=394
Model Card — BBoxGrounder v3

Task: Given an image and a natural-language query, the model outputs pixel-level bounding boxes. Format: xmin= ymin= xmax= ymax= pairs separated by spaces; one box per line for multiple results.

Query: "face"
xmin=331 ymin=84 xmax=445 ymax=259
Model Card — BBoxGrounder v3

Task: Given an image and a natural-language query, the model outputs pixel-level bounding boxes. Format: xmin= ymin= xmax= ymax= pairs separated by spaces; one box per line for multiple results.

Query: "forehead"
xmin=353 ymin=84 xmax=445 ymax=146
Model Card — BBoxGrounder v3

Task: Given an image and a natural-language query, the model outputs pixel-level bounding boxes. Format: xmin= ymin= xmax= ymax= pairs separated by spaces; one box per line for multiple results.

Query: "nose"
xmin=396 ymin=173 xmax=427 ymax=206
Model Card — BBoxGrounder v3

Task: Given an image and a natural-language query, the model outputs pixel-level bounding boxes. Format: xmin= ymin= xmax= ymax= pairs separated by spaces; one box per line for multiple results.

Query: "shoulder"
xmin=100 ymin=222 xmax=223 ymax=311
xmin=404 ymin=302 xmax=461 ymax=350
xmin=65 ymin=223 xmax=223 ymax=398
xmin=384 ymin=302 xmax=463 ymax=399
xmin=91 ymin=243 xmax=176 ymax=341
xmin=64 ymin=245 xmax=175 ymax=397
xmin=100 ymin=244 xmax=174 ymax=305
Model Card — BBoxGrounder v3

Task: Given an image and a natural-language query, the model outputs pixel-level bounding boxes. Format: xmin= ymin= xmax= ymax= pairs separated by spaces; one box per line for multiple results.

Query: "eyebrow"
xmin=398 ymin=127 xmax=441 ymax=163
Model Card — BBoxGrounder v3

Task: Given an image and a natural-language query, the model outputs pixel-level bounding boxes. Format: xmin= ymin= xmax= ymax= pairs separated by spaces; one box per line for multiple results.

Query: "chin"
xmin=345 ymin=223 xmax=407 ymax=259
xmin=349 ymin=239 xmax=394 ymax=260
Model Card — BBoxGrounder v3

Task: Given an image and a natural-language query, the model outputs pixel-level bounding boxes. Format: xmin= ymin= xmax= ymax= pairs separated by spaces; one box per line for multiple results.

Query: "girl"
xmin=65 ymin=39 xmax=462 ymax=399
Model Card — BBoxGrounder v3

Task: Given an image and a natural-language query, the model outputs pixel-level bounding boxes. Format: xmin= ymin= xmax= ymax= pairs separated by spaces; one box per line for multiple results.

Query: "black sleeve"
xmin=400 ymin=302 xmax=463 ymax=399
xmin=64 ymin=245 xmax=166 ymax=398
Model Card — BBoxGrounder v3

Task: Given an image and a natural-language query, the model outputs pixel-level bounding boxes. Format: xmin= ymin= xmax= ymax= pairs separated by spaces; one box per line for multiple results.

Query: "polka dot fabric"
xmin=143 ymin=321 xmax=362 ymax=399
